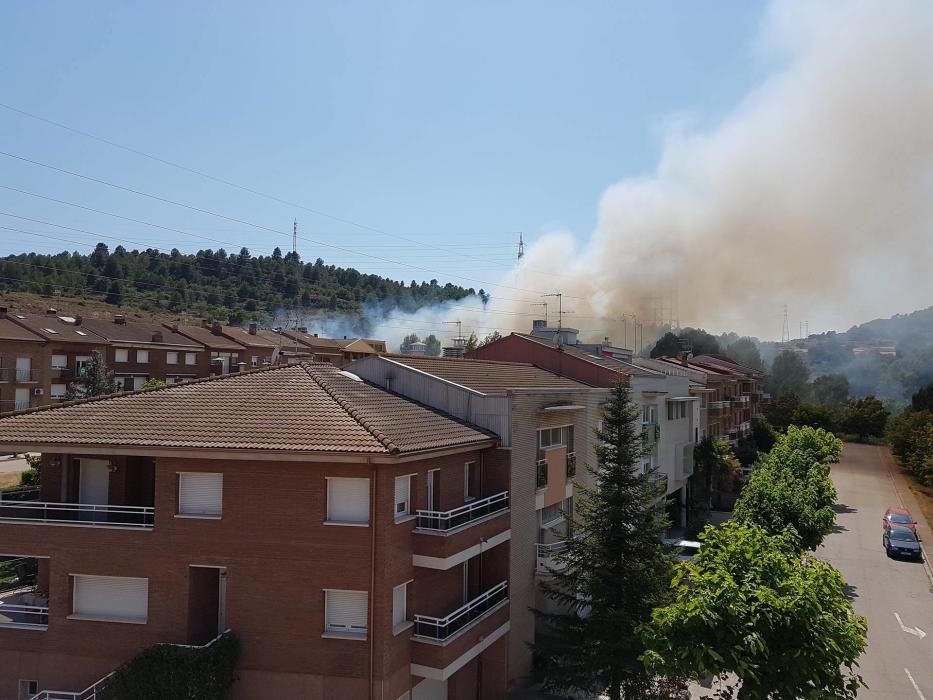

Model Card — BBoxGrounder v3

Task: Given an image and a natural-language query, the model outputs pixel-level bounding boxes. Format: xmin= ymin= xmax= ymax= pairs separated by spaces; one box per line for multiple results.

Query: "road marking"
xmin=895 ymin=612 xmax=928 ymax=639
xmin=906 ymin=668 xmax=927 ymax=700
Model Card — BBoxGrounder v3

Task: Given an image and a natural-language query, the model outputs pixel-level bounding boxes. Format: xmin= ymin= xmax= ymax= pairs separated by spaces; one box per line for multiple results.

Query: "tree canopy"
xmin=65 ymin=350 xmax=118 ymax=399
xmin=724 ymin=337 xmax=763 ymax=370
xmin=767 ymin=350 xmax=810 ymax=397
xmin=840 ymin=396 xmax=889 ymax=440
xmin=812 ymin=373 xmax=850 ymax=406
xmin=641 ymin=522 xmax=867 ymax=700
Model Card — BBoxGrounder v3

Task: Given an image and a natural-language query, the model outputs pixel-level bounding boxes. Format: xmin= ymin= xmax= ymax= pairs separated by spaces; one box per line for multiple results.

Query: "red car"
xmin=883 ymin=507 xmax=918 ymax=534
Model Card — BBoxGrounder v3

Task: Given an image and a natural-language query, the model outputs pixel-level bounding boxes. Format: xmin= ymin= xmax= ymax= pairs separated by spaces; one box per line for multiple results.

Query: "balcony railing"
xmin=536 ymin=539 xmax=575 ymax=573
xmin=51 ymin=366 xmax=73 ymax=379
xmin=734 ymin=395 xmax=751 ymax=404
xmin=14 ymin=368 xmax=39 ymax=382
xmin=413 ymin=581 xmax=508 ymax=642
xmin=649 ymin=470 xmax=668 ymax=495
xmin=710 ymin=400 xmax=730 ymax=409
xmin=0 ymin=601 xmax=49 ymax=629
xmin=535 ymin=459 xmax=548 ymax=489
xmin=566 ymin=452 xmax=576 ymax=478
xmin=0 ymin=497 xmax=154 ymax=529
xmin=0 ymin=400 xmax=32 ymax=414
xmin=642 ymin=422 xmax=660 ymax=449
xmin=415 ymin=491 xmax=508 ymax=532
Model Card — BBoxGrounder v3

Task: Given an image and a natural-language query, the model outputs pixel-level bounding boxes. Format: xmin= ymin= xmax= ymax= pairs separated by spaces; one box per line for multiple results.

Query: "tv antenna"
xmin=543 ymin=292 xmax=564 ymax=330
xmin=443 ymin=319 xmax=462 ymax=341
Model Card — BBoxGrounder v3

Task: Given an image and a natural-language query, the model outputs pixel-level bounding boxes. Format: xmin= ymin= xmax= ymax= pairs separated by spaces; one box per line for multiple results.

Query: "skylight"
xmin=43 ymin=328 xmax=59 ymax=334
xmin=75 ymin=330 xmax=88 ymax=336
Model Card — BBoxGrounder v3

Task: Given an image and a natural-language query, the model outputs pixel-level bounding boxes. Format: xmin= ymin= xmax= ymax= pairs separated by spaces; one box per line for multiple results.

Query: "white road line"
xmin=896 ymin=612 xmax=928 ymax=639
xmin=906 ymin=668 xmax=927 ymax=700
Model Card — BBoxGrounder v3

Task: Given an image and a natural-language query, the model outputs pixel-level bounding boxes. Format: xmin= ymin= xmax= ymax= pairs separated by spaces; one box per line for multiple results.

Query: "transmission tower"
xmin=292 ymin=219 xmax=298 ymax=255
xmin=517 ymin=233 xmax=525 ymax=262
xmin=781 ymin=305 xmax=790 ymax=345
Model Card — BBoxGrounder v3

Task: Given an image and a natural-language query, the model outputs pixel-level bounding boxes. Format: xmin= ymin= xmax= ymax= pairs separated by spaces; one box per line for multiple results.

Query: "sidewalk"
xmin=881 ymin=446 xmax=933 ymax=587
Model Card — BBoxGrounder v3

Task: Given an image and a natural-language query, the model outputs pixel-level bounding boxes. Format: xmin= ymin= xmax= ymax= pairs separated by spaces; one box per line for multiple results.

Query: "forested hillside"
xmin=0 ymin=243 xmax=478 ymax=323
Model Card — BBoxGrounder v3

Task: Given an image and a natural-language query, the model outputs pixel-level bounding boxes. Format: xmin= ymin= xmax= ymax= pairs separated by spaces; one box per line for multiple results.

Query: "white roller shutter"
xmin=392 ymin=583 xmax=407 ymax=628
xmin=51 ymin=354 xmax=67 ymax=368
xmin=178 ymin=472 xmax=223 ymax=516
xmin=73 ymin=575 xmax=148 ymax=623
xmin=326 ymin=477 xmax=369 ymax=524
xmin=394 ymin=475 xmax=411 ymax=520
xmin=326 ymin=590 xmax=368 ymax=633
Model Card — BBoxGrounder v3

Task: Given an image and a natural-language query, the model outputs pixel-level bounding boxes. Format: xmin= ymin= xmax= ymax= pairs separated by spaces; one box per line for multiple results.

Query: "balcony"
xmin=536 ymin=539 xmax=574 ymax=573
xmin=0 ymin=490 xmax=154 ymax=529
xmin=642 ymin=422 xmax=660 ymax=450
xmin=566 ymin=452 xmax=576 ymax=478
xmin=0 ymin=400 xmax=32 ymax=414
xmin=14 ymin=368 xmax=39 ymax=383
xmin=416 ymin=491 xmax=508 ymax=533
xmin=0 ymin=557 xmax=48 ymax=631
xmin=51 ymin=366 xmax=74 ymax=379
xmin=413 ymin=581 xmax=508 ymax=643
xmin=649 ymin=470 xmax=668 ymax=496
xmin=734 ymin=395 xmax=751 ymax=405
xmin=710 ymin=400 xmax=730 ymax=410
xmin=535 ymin=459 xmax=548 ymax=489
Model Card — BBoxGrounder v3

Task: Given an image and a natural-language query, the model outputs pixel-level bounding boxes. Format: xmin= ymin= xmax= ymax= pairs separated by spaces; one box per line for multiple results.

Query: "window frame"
xmin=114 ymin=348 xmax=129 ymax=363
xmin=69 ymin=573 xmax=149 ymax=625
xmin=323 ymin=589 xmax=368 ymax=639
xmin=325 ymin=476 xmax=371 ymax=526
xmin=185 ymin=352 xmax=197 ymax=366
xmin=392 ymin=581 xmax=413 ymax=635
xmin=176 ymin=471 xmax=224 ymax=519
xmin=136 ymin=350 xmax=150 ymax=364
xmin=394 ymin=474 xmax=414 ymax=523
xmin=166 ymin=351 xmax=179 ymax=365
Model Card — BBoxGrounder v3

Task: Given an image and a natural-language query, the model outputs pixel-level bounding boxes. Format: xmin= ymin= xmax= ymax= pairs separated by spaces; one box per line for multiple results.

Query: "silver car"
xmin=883 ymin=524 xmax=923 ymax=561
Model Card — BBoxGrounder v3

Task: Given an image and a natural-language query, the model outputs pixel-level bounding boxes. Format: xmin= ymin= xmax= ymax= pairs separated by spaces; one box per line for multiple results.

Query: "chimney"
xmin=212 ymin=322 xmax=223 ymax=336
xmin=0 ymin=307 xmax=6 ymax=319
xmin=46 ymin=307 xmax=57 ymax=315
xmin=313 ymin=333 xmax=318 ymax=338
xmin=73 ymin=314 xmax=82 ymax=326
xmin=201 ymin=318 xmax=211 ymax=329
xmin=678 ymin=350 xmax=691 ymax=367
xmin=152 ymin=331 xmax=163 ymax=343
xmin=170 ymin=323 xmax=179 ymax=333
xmin=113 ymin=315 xmax=126 ymax=325
xmin=343 ymin=335 xmax=348 ymax=340
xmin=248 ymin=322 xmax=257 ymax=335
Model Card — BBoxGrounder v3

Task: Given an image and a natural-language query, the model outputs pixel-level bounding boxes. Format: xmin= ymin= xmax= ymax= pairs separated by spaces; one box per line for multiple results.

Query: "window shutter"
xmin=326 ymin=590 xmax=368 ymax=632
xmin=327 ymin=477 xmax=370 ymax=524
xmin=137 ymin=350 xmax=149 ymax=363
xmin=394 ymin=476 xmax=410 ymax=518
xmin=73 ymin=575 xmax=148 ymax=623
xmin=179 ymin=473 xmax=224 ymax=516
xmin=51 ymin=354 xmax=67 ymax=368
xmin=51 ymin=384 xmax=67 ymax=398
xmin=115 ymin=349 xmax=128 ymax=362
xmin=167 ymin=352 xmax=178 ymax=365
xmin=392 ymin=583 xmax=407 ymax=628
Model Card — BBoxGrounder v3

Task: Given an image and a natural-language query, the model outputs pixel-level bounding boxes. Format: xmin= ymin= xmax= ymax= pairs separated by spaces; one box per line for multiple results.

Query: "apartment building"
xmin=0 ymin=312 xmax=47 ymax=415
xmin=349 ymin=354 xmax=608 ymax=684
xmin=164 ymin=322 xmax=248 ymax=375
xmin=275 ymin=330 xmax=385 ymax=367
xmin=650 ymin=354 xmax=765 ymax=443
xmin=74 ymin=316 xmax=205 ymax=389
xmin=0 ymin=362 xmax=511 ymax=700
xmin=217 ymin=324 xmax=280 ymax=368
xmin=469 ymin=332 xmax=699 ymax=528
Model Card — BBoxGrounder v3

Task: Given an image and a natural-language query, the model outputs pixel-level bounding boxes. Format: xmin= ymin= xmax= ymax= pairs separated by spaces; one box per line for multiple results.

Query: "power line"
xmin=0 ymin=150 xmax=586 ymax=298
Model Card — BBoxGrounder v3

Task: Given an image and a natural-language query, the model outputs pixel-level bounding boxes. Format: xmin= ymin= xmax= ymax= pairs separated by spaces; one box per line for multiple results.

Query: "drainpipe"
xmin=369 ymin=458 xmax=376 ymax=700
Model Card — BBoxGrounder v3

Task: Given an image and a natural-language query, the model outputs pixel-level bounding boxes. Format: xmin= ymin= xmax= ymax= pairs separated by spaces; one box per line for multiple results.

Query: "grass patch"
xmin=906 ymin=479 xmax=933 ymax=535
xmin=0 ymin=473 xmax=23 ymax=490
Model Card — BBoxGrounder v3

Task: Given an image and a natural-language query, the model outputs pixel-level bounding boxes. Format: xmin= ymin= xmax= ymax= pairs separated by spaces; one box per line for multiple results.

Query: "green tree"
xmin=886 ymin=409 xmax=933 ymax=461
xmin=791 ymin=401 xmax=837 ymax=431
xmin=680 ymin=328 xmax=721 ymax=356
xmin=724 ymin=337 xmax=763 ymax=370
xmin=840 ymin=395 xmax=889 ymax=440
xmin=650 ymin=332 xmax=682 ymax=359
xmin=641 ymin=522 xmax=867 ymax=700
xmin=399 ymin=333 xmax=420 ymax=354
xmin=463 ymin=331 xmax=478 ymax=353
xmin=751 ymin=416 xmax=777 ymax=452
xmin=424 ymin=334 xmax=441 ymax=356
xmin=911 ymin=383 xmax=933 ymax=412
xmin=764 ymin=390 xmax=801 ymax=431
xmin=813 ymin=373 xmax=850 ymax=406
xmin=65 ymin=350 xmax=118 ymax=399
xmin=478 ymin=330 xmax=502 ymax=347
xmin=767 ymin=350 xmax=810 ymax=397
xmin=533 ymin=384 xmax=674 ymax=700
xmin=105 ymin=280 xmax=123 ymax=306
xmin=688 ymin=438 xmax=740 ymax=534
xmin=142 ymin=378 xmax=166 ymax=389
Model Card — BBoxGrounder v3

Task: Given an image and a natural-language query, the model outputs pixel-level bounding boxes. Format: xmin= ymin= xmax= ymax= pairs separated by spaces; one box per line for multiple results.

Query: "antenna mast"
xmin=781 ymin=304 xmax=790 ymax=345
xmin=517 ymin=233 xmax=525 ymax=262
xmin=530 ymin=302 xmax=548 ymax=327
xmin=292 ymin=219 xmax=298 ymax=255
xmin=543 ymin=292 xmax=565 ymax=332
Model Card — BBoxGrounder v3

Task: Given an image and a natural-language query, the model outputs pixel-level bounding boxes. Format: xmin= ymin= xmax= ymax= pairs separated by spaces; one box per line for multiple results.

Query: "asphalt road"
xmin=820 ymin=443 xmax=933 ymax=699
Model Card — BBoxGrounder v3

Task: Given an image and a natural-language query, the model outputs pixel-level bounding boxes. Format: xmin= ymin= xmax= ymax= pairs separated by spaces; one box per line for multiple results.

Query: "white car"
xmin=662 ymin=538 xmax=701 ymax=561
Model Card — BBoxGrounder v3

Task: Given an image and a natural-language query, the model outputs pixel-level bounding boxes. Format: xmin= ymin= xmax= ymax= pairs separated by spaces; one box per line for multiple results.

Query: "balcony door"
xmin=187 ymin=566 xmax=226 ymax=645
xmin=427 ymin=469 xmax=440 ymax=511
xmin=78 ymin=458 xmax=110 ymax=521
xmin=15 ymin=357 xmax=31 ymax=382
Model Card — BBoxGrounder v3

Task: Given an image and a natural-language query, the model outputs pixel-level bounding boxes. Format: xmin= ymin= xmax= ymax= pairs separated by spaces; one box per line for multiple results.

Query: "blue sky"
xmin=1 ymin=1 xmax=768 ymax=293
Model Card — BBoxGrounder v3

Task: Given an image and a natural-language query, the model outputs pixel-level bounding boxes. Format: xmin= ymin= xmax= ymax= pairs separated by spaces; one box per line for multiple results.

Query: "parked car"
xmin=883 ymin=524 xmax=923 ymax=560
xmin=883 ymin=507 xmax=918 ymax=535
xmin=662 ymin=538 xmax=701 ymax=561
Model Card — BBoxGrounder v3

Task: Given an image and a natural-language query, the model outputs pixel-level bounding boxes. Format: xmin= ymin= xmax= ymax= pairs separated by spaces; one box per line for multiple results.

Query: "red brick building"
xmin=0 ymin=363 xmax=510 ymax=699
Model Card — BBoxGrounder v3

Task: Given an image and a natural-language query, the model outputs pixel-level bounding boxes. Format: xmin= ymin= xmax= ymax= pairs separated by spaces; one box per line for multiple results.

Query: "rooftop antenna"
xmin=443 ymin=319 xmax=462 ymax=341
xmin=517 ymin=233 xmax=525 ymax=262
xmin=781 ymin=304 xmax=790 ymax=345
xmin=292 ymin=219 xmax=298 ymax=255
xmin=530 ymin=302 xmax=548 ymax=327
xmin=543 ymin=292 xmax=563 ymax=330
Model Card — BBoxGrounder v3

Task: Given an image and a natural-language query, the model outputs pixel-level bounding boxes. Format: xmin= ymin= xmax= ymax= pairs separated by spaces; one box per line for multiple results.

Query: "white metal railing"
xmin=415 ymin=491 xmax=508 ymax=532
xmin=413 ymin=581 xmax=508 ymax=641
xmin=0 ymin=602 xmax=49 ymax=629
xmin=0 ymin=498 xmax=154 ymax=529
xmin=734 ymin=395 xmax=751 ymax=404
xmin=536 ymin=539 xmax=573 ymax=573
xmin=710 ymin=400 xmax=730 ymax=409
xmin=15 ymin=368 xmax=39 ymax=382
xmin=30 ymin=629 xmax=233 ymax=700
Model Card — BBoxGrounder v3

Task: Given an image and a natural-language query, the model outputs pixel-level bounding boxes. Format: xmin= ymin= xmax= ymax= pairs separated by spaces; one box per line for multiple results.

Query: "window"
xmin=71 ymin=574 xmax=148 ymax=624
xmin=18 ymin=680 xmax=38 ymax=700
xmin=185 ymin=352 xmax=197 ymax=365
xmin=166 ymin=352 xmax=179 ymax=365
xmin=539 ymin=502 xmax=563 ymax=527
xmin=326 ymin=477 xmax=370 ymax=525
xmin=51 ymin=354 xmax=67 ymax=369
xmin=133 ymin=377 xmax=146 ymax=391
xmin=137 ymin=350 xmax=149 ymax=364
xmin=464 ymin=461 xmax=479 ymax=500
xmin=115 ymin=349 xmax=129 ymax=363
xmin=392 ymin=582 xmax=408 ymax=632
xmin=178 ymin=472 xmax=223 ymax=517
xmin=251 ymin=356 xmax=258 ymax=367
xmin=643 ymin=405 xmax=657 ymax=423
xmin=325 ymin=589 xmax=368 ymax=636
xmin=51 ymin=383 xmax=67 ymax=399
xmin=667 ymin=402 xmax=687 ymax=420
xmin=394 ymin=475 xmax=412 ymax=521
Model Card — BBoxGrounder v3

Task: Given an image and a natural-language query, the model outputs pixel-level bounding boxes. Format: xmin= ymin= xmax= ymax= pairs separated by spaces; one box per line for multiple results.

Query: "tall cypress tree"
xmin=66 ymin=350 xmax=118 ymax=400
xmin=534 ymin=383 xmax=676 ymax=699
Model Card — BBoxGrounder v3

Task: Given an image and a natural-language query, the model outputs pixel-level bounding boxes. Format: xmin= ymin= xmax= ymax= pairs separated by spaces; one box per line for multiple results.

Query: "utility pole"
xmin=531 ymin=302 xmax=548 ymax=327
xmin=517 ymin=233 xmax=525 ymax=262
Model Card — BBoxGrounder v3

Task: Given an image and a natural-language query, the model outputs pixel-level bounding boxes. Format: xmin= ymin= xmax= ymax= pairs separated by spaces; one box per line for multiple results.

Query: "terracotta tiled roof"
xmin=4 ymin=314 xmax=105 ymax=345
xmin=377 ymin=354 xmax=586 ymax=394
xmin=0 ymin=362 xmax=493 ymax=454
xmin=690 ymin=354 xmax=765 ymax=378
xmin=78 ymin=318 xmax=202 ymax=347
xmin=165 ymin=324 xmax=247 ymax=352
xmin=510 ymin=333 xmax=661 ymax=378
xmin=0 ymin=317 xmax=45 ymax=343
xmin=220 ymin=326 xmax=280 ymax=349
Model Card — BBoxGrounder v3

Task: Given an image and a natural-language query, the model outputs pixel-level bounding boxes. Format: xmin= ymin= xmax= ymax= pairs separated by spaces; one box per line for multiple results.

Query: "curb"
xmin=881 ymin=446 xmax=933 ymax=589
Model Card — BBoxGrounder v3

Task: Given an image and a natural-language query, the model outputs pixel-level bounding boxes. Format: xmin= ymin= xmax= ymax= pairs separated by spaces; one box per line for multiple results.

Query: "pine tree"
xmin=65 ymin=351 xmax=118 ymax=400
xmin=534 ymin=383 xmax=675 ymax=699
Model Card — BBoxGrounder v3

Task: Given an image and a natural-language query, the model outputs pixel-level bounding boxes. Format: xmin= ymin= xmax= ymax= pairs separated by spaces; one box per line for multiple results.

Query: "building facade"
xmin=0 ymin=363 xmax=511 ymax=700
